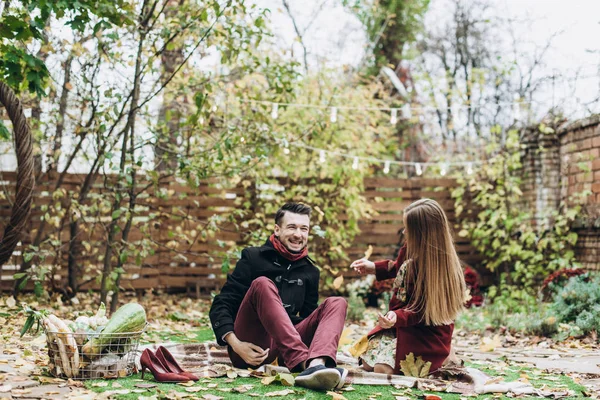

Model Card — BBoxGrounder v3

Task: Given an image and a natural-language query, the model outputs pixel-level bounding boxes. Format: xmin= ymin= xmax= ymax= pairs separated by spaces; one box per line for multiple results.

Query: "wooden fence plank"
xmin=1 ymin=171 xmax=483 ymax=292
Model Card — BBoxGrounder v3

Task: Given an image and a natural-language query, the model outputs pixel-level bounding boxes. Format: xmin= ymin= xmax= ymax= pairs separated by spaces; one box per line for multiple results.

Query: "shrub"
xmin=452 ymin=128 xmax=585 ymax=293
xmin=540 ymin=268 xmax=588 ymax=301
xmin=551 ymin=274 xmax=600 ymax=335
xmin=523 ymin=313 xmax=559 ymax=337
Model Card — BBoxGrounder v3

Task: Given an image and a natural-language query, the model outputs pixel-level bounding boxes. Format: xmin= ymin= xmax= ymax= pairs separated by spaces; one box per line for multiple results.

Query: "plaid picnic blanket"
xmin=138 ymin=343 xmax=569 ymax=397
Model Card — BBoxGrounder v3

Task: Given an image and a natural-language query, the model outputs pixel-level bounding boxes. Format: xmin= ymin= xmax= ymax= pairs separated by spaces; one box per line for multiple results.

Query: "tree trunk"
xmin=101 ymin=1 xmax=150 ymax=305
xmin=154 ymin=0 xmax=185 ymax=172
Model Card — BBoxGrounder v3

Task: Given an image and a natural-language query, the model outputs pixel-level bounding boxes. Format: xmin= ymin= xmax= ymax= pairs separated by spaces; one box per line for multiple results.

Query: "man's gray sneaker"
xmin=295 ymin=365 xmax=341 ymax=391
xmin=334 ymin=367 xmax=348 ymax=389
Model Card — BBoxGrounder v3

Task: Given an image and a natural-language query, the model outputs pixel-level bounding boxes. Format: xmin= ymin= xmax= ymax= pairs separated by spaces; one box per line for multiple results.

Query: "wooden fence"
xmin=0 ymin=171 xmax=481 ymax=294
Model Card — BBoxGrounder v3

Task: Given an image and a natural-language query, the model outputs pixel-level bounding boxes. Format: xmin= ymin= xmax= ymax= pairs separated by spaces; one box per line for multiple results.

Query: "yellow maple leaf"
xmin=399 ymin=352 xmax=431 ymax=377
xmin=349 ymin=334 xmax=369 ymax=358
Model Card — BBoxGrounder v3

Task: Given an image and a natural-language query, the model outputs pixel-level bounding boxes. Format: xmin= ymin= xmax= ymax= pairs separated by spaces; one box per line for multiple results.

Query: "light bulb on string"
xmin=319 ymin=150 xmax=326 ymax=163
xmin=512 ymin=95 xmax=521 ymax=121
xmin=352 ymin=157 xmax=359 ymax=170
xmin=271 ymin=103 xmax=279 ymax=119
xmin=282 ymin=138 xmax=290 ymax=155
xmin=440 ymin=163 xmax=448 ymax=176
xmin=390 ymin=109 xmax=398 ymax=124
xmin=383 ymin=161 xmax=390 ymax=174
xmin=466 ymin=162 xmax=473 ymax=175
xmin=330 ymin=107 xmax=337 ymax=123
xmin=402 ymin=104 xmax=412 ymax=119
xmin=415 ymin=163 xmax=423 ymax=176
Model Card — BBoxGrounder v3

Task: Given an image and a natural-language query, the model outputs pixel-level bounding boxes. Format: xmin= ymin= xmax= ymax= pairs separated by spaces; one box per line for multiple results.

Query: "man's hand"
xmin=351 ymin=258 xmax=376 ymax=275
xmin=226 ymin=333 xmax=269 ymax=366
xmin=378 ymin=311 xmax=397 ymax=329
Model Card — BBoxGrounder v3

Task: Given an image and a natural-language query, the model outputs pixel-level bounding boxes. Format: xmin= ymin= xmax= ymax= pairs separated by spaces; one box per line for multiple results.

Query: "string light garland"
xmin=415 ymin=163 xmax=423 ymax=176
xmin=277 ymin=139 xmax=482 ymax=176
xmin=213 ymin=97 xmax=496 ymax=176
xmin=390 ymin=108 xmax=398 ymax=124
xmin=227 ymin=98 xmax=531 ymax=128
xmin=237 ymin=98 xmax=532 ymax=114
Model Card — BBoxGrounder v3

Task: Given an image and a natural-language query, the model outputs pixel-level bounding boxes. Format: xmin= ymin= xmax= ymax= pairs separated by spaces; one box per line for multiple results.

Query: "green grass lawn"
xmin=86 ymin=357 xmax=588 ymax=399
xmin=86 ymin=326 xmax=588 ymax=399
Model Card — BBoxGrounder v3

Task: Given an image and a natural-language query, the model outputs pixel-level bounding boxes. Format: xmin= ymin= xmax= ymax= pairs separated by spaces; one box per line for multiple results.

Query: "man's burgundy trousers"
xmin=228 ymin=276 xmax=348 ymax=371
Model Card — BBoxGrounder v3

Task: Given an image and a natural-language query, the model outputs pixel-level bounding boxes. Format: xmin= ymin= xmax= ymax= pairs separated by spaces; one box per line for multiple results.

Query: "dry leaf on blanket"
xmin=418 ymin=380 xmax=449 ymax=391
xmin=327 ymin=392 xmax=348 ymax=400
xmin=484 ymin=376 xmax=503 ymax=385
xmin=480 ymin=334 xmax=502 ymax=352
xmin=197 ymin=365 xmax=228 ymax=378
xmin=339 ymin=327 xmax=354 ymax=346
xmin=400 ymin=352 xmax=432 ymax=378
xmin=261 ymin=375 xmax=278 ymax=385
xmin=278 ymin=373 xmax=295 ymax=386
xmin=349 ymin=334 xmax=369 ymax=358
xmin=226 ymin=369 xmax=237 ymax=379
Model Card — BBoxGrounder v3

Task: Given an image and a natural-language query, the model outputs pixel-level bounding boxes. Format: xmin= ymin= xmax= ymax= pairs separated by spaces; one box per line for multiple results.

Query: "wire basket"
xmin=45 ymin=325 xmax=147 ymax=380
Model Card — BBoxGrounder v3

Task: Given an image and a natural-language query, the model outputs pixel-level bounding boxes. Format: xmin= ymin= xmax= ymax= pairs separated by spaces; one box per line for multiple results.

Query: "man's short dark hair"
xmin=275 ymin=202 xmax=312 ymax=226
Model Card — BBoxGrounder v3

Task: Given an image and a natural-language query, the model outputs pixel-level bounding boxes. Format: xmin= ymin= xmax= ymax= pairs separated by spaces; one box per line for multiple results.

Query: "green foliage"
xmin=459 ymin=274 xmax=600 ymax=340
xmin=0 ymin=120 xmax=10 ymax=140
xmin=0 ymin=0 xmax=133 ymax=95
xmin=451 ymin=128 xmax=584 ymax=292
xmin=224 ymin=72 xmax=398 ymax=286
xmin=551 ymin=274 xmax=600 ymax=335
xmin=344 ymin=0 xmax=430 ymax=72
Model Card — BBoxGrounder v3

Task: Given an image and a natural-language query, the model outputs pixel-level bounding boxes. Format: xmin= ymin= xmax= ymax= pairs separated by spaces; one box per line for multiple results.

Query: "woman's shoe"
xmin=156 ymin=346 xmax=198 ymax=381
xmin=139 ymin=349 xmax=191 ymax=383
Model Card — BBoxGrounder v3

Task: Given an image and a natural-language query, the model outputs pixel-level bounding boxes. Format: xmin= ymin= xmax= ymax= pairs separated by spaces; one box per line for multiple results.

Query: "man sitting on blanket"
xmin=209 ymin=202 xmax=348 ymax=391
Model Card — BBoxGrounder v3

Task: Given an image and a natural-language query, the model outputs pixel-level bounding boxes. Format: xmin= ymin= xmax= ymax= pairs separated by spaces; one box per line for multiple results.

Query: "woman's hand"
xmin=377 ymin=311 xmax=397 ymax=329
xmin=351 ymin=258 xmax=376 ymax=275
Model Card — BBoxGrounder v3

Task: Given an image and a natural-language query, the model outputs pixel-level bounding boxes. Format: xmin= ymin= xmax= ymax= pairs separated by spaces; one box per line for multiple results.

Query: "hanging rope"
xmin=0 ymin=81 xmax=35 ymax=267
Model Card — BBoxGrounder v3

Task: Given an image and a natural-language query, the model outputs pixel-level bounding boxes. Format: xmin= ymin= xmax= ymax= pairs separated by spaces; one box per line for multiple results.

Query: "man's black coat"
xmin=209 ymin=239 xmax=320 ymax=345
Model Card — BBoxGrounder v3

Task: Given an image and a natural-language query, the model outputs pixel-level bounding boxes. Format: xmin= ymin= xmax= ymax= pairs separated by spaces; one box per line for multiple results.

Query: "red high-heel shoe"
xmin=156 ymin=346 xmax=198 ymax=381
xmin=139 ymin=349 xmax=191 ymax=382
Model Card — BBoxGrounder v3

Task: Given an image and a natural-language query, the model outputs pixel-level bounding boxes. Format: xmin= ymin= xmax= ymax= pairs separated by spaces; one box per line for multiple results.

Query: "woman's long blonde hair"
xmin=404 ymin=198 xmax=466 ymax=326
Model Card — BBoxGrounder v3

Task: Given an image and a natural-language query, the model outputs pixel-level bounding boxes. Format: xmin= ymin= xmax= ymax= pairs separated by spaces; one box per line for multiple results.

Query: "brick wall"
xmin=520 ymin=126 xmax=562 ymax=228
xmin=520 ymin=115 xmax=600 ymax=270
xmin=558 ymin=115 xmax=600 ymax=270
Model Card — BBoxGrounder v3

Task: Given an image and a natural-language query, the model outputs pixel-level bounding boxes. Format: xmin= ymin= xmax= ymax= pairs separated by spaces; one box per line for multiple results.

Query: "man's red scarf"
xmin=269 ymin=234 xmax=308 ymax=262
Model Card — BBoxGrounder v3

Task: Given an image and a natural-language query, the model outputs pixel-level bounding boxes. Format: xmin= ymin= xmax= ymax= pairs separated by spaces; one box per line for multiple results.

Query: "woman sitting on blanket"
xmin=350 ymin=198 xmax=466 ymax=375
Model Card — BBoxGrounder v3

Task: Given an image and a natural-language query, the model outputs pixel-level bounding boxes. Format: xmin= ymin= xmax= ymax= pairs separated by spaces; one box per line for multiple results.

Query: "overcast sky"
xmin=257 ymin=0 xmax=600 ymax=118
xmin=2 ymin=0 xmax=598 ymax=171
